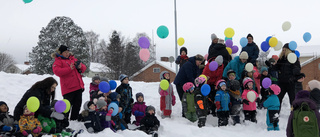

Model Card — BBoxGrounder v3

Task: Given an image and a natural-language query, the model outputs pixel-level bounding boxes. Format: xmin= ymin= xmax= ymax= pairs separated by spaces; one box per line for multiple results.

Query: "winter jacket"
xmin=14 ymin=88 xmax=53 ymax=120
xmin=89 ymin=82 xmax=99 ymax=93
xmin=215 ymin=90 xmax=231 ymax=111
xmin=202 ymin=58 xmax=224 ymax=85
xmin=310 ymin=88 xmax=320 ymax=110
xmin=268 ymin=64 xmax=279 ymax=84
xmin=159 ymin=84 xmax=175 ymax=111
xmin=54 ymin=117 xmax=69 ymax=133
xmin=263 ymin=95 xmax=280 ymax=110
xmin=194 ymin=87 xmax=208 ymax=117
xmin=111 ymin=112 xmax=127 ymax=131
xmin=140 ymin=113 xmax=160 ymax=132
xmin=260 ymin=74 xmax=271 ymax=99
xmin=242 ymin=89 xmax=258 ymax=111
xmin=175 ymin=55 xmax=189 ymax=69
xmin=253 ymin=66 xmax=261 ymax=94
xmin=81 ymin=110 xmax=105 ymax=133
xmin=275 ymin=56 xmax=300 ymax=84
xmin=116 ymin=83 xmax=133 ymax=113
xmin=0 ymin=112 xmax=18 ymax=130
xmin=37 ymin=115 xmax=56 ymax=133
xmin=286 ymin=97 xmax=320 ymax=137
xmin=132 ymin=102 xmax=147 ymax=126
xmin=52 ymin=54 xmax=86 ymax=96
xmin=174 ymin=57 xmax=200 ymax=86
xmin=97 ymin=110 xmax=113 ymax=130
xmin=18 ymin=115 xmax=42 ymax=137
xmin=223 ymin=56 xmax=246 ymax=81
xmin=208 ymin=43 xmax=232 ymax=67
xmin=182 ymin=92 xmax=196 ymax=114
xmin=241 ymin=42 xmax=259 ymax=66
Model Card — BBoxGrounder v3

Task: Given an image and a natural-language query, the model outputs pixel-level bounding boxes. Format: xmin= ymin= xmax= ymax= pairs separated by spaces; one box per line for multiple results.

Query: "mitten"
xmin=22 ymin=130 xmax=28 ymax=136
xmin=2 ymin=126 xmax=12 ymax=132
xmin=50 ymin=112 xmax=64 ymax=120
xmin=32 ymin=126 xmax=41 ymax=134
xmin=159 ymin=90 xmax=168 ymax=96
xmin=215 ymin=101 xmax=221 ymax=110
xmin=172 ymin=95 xmax=176 ymax=106
xmin=134 ymin=111 xmax=144 ymax=117
xmin=242 ymin=99 xmax=249 ymax=105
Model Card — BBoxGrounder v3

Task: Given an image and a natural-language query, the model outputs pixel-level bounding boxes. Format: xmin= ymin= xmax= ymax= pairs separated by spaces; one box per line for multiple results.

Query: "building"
xmin=301 ymin=56 xmax=320 ymax=88
xmin=86 ymin=62 xmax=111 ymax=78
xmin=5 ymin=61 xmax=32 ymax=75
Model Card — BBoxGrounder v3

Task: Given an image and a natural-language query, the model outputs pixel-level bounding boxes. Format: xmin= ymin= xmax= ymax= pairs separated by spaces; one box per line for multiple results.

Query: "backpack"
xmin=293 ymin=102 xmax=319 ymax=137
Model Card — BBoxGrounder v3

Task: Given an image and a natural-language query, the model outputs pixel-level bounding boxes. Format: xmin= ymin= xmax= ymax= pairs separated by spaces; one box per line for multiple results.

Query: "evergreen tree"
xmin=123 ymin=42 xmax=144 ymax=76
xmin=84 ymin=31 xmax=99 ymax=62
xmin=30 ymin=16 xmax=90 ymax=75
xmin=105 ymin=30 xmax=124 ymax=79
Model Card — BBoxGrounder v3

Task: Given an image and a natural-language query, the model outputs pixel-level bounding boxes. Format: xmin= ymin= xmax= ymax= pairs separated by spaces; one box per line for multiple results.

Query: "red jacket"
xmin=202 ymin=61 xmax=224 ymax=85
xmin=52 ymin=54 xmax=86 ymax=96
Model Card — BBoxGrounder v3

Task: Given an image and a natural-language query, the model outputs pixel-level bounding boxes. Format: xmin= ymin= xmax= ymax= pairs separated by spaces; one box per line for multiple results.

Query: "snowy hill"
xmin=0 ymin=72 xmax=291 ymax=137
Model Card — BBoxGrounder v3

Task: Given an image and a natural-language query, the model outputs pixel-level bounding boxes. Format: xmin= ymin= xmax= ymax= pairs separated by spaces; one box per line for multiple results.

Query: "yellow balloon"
xmin=226 ymin=47 xmax=232 ymax=55
xmin=27 ymin=96 xmax=40 ymax=112
xmin=160 ymin=79 xmax=169 ymax=90
xmin=177 ymin=37 xmax=185 ymax=46
xmin=199 ymin=74 xmax=207 ymax=82
xmin=224 ymin=27 xmax=235 ymax=38
xmin=63 ymin=99 xmax=71 ymax=113
xmin=269 ymin=37 xmax=278 ymax=47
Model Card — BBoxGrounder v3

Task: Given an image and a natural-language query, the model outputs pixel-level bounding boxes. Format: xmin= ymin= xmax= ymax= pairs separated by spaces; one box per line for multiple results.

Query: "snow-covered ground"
xmin=0 ymin=72 xmax=291 ymax=137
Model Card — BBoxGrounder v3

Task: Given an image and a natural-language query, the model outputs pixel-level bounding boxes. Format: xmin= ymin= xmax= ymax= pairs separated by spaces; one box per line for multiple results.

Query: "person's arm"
xmin=52 ymin=60 xmax=73 ymax=77
xmin=184 ymin=64 xmax=196 ymax=83
xmin=175 ymin=56 xmax=181 ymax=64
xmin=251 ymin=45 xmax=260 ymax=63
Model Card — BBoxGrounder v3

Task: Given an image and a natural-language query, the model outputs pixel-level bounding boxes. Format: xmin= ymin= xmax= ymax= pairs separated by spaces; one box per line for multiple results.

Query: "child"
xmin=194 ymin=77 xmax=208 ymax=128
xmin=241 ymin=77 xmax=258 ymax=123
xmin=182 ymin=82 xmax=197 ymax=122
xmin=263 ymin=84 xmax=280 ymax=131
xmin=0 ymin=101 xmax=19 ymax=136
xmin=19 ymin=106 xmax=42 ymax=137
xmin=215 ymin=79 xmax=230 ymax=126
xmin=175 ymin=47 xmax=188 ymax=69
xmin=96 ymin=100 xmax=114 ymax=131
xmin=159 ymin=71 xmax=176 ymax=118
xmin=307 ymin=80 xmax=320 ymax=110
xmin=259 ymin=66 xmax=271 ymax=108
xmin=265 ymin=57 xmax=279 ymax=85
xmin=139 ymin=105 xmax=160 ymax=137
xmin=90 ymin=76 xmax=104 ymax=102
xmin=227 ymin=79 xmax=242 ymax=125
xmin=109 ymin=92 xmax=128 ymax=131
xmin=132 ymin=92 xmax=147 ymax=126
xmin=116 ymin=74 xmax=134 ymax=124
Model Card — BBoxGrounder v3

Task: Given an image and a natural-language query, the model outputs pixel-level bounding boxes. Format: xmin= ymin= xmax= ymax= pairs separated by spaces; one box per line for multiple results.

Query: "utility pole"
xmin=174 ymin=0 xmax=178 ymax=74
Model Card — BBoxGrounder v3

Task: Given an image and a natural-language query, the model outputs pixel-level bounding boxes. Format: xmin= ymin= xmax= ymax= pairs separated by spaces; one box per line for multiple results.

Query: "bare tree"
xmin=0 ymin=52 xmax=16 ymax=71
xmin=84 ymin=31 xmax=100 ymax=62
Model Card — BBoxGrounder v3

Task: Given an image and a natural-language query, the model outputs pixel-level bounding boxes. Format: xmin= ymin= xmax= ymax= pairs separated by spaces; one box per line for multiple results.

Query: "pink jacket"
xmin=52 ymin=55 xmax=86 ymax=96
xmin=253 ymin=66 xmax=261 ymax=94
xmin=242 ymin=89 xmax=258 ymax=111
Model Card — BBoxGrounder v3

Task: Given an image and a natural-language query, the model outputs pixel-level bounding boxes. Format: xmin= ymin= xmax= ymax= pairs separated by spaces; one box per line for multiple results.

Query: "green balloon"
xmin=23 ymin=0 xmax=33 ymax=3
xmin=157 ymin=25 xmax=169 ymax=39
xmin=63 ymin=99 xmax=71 ymax=113
xmin=27 ymin=96 xmax=40 ymax=112
xmin=160 ymin=79 xmax=169 ymax=90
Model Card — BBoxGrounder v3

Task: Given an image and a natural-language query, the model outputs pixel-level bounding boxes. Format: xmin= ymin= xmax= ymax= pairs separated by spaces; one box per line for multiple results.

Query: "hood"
xmin=160 ymin=71 xmax=169 ymax=80
xmin=292 ymin=98 xmax=317 ymax=110
xmin=213 ymin=43 xmax=226 ymax=50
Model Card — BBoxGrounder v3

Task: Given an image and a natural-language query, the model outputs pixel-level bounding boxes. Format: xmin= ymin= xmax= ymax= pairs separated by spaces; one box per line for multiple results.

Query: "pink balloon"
xmin=209 ymin=61 xmax=218 ymax=71
xmin=232 ymin=45 xmax=239 ymax=54
xmin=262 ymin=78 xmax=272 ymax=89
xmin=204 ymin=54 xmax=208 ymax=61
xmin=139 ymin=49 xmax=150 ymax=62
xmin=225 ymin=39 xmax=233 ymax=48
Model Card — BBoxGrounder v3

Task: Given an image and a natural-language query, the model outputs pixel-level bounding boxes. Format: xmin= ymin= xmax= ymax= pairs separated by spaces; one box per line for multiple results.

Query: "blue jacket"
xmin=174 ymin=57 xmax=200 ymax=85
xmin=241 ymin=42 xmax=259 ymax=66
xmin=215 ymin=90 xmax=230 ymax=111
xmin=222 ymin=56 xmax=246 ymax=80
xmin=263 ymin=95 xmax=280 ymax=110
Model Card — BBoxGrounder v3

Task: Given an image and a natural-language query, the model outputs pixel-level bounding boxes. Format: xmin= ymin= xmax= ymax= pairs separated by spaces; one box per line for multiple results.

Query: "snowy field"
xmin=0 ymin=72 xmax=291 ymax=137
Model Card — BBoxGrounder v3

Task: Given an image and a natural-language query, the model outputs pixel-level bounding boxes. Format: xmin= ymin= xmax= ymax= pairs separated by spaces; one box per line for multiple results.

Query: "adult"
xmin=208 ymin=34 xmax=231 ymax=67
xmin=275 ymin=43 xmax=301 ymax=107
xmin=241 ymin=34 xmax=259 ymax=66
xmin=14 ymin=77 xmax=64 ymax=121
xmin=222 ymin=51 xmax=248 ymax=81
xmin=52 ymin=45 xmax=87 ymax=120
xmin=175 ymin=47 xmax=189 ymax=69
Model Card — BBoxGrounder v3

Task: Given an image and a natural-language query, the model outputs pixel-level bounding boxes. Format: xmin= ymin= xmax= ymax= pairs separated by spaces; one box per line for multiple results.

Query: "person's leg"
xmin=278 ymin=82 xmax=288 ymax=108
xmin=124 ymin=112 xmax=131 ymax=124
xmin=175 ymin=84 xmax=185 ymax=117
xmin=70 ymin=89 xmax=83 ymax=120
xmin=63 ymin=91 xmax=75 ymax=120
xmin=250 ymin=110 xmax=257 ymax=123
xmin=287 ymin=84 xmax=296 ymax=106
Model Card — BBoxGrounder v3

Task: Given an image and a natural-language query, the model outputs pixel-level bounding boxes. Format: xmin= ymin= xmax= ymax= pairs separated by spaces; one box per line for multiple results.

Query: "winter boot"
xmin=151 ymin=131 xmax=158 ymax=137
xmin=232 ymin=116 xmax=240 ymax=125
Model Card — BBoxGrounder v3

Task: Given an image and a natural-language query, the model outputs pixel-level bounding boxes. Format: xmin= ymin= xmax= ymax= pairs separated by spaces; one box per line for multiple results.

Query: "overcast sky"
xmin=1 ymin=0 xmax=320 ymax=64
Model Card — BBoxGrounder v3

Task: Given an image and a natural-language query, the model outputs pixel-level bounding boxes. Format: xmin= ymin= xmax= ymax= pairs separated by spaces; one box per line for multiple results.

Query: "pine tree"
xmin=123 ymin=42 xmax=144 ymax=76
xmin=30 ymin=16 xmax=90 ymax=75
xmin=105 ymin=30 xmax=124 ymax=79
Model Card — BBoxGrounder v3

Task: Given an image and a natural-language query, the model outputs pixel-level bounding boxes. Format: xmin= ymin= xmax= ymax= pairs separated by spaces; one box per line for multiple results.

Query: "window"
xmin=153 ymin=68 xmax=160 ymax=73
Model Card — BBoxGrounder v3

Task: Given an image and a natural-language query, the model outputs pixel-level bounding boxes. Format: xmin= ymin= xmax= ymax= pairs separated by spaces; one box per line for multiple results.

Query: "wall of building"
xmin=301 ymin=57 xmax=320 ymax=88
xmin=132 ymin=64 xmax=176 ymax=82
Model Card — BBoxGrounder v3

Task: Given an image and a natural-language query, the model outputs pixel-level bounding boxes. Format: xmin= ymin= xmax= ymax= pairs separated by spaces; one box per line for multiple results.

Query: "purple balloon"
xmin=231 ymin=45 xmax=239 ymax=54
xmin=55 ymin=100 xmax=67 ymax=113
xmin=138 ymin=37 xmax=150 ymax=49
xmin=262 ymin=78 xmax=272 ymax=89
xmin=225 ymin=39 xmax=233 ymax=48
xmin=209 ymin=61 xmax=218 ymax=71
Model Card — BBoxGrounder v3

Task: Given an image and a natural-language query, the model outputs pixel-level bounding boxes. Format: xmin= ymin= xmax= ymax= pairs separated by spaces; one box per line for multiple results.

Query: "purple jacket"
xmin=97 ymin=110 xmax=114 ymax=131
xmin=286 ymin=98 xmax=320 ymax=137
xmin=90 ymin=82 xmax=99 ymax=93
xmin=131 ymin=102 xmax=147 ymax=126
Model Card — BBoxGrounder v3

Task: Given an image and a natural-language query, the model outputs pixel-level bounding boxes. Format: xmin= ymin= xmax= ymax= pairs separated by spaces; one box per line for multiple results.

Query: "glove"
xmin=256 ymin=97 xmax=261 ymax=103
xmin=134 ymin=110 xmax=144 ymax=116
xmin=32 ymin=126 xmax=41 ymax=134
xmin=215 ymin=101 xmax=221 ymax=110
xmin=51 ymin=112 xmax=65 ymax=120
xmin=160 ymin=90 xmax=168 ymax=96
xmin=172 ymin=95 xmax=176 ymax=106
xmin=22 ymin=130 xmax=29 ymax=136
xmin=107 ymin=109 xmax=113 ymax=116
xmin=243 ymin=99 xmax=249 ymax=105
xmin=2 ymin=126 xmax=13 ymax=132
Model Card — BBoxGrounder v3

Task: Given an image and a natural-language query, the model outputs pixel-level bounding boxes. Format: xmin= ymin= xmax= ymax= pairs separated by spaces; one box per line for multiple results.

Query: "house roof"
xmin=296 ymin=45 xmax=320 ymax=57
xmin=90 ymin=62 xmax=110 ymax=73
xmin=15 ymin=64 xmax=31 ymax=72
xmin=301 ymin=55 xmax=320 ymax=67
xmin=130 ymin=60 xmax=176 ymax=79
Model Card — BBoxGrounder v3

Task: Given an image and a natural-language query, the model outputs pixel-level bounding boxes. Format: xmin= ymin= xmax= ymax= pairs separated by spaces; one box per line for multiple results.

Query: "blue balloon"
xmin=99 ymin=81 xmax=110 ymax=93
xmin=108 ymin=102 xmax=119 ymax=116
xmin=109 ymin=80 xmax=117 ymax=90
xmin=240 ymin=37 xmax=248 ymax=47
xmin=201 ymin=84 xmax=211 ymax=96
xmin=266 ymin=36 xmax=272 ymax=42
xmin=295 ymin=50 xmax=300 ymax=58
xmin=303 ymin=32 xmax=311 ymax=43
xmin=289 ymin=41 xmax=297 ymax=51
xmin=261 ymin=41 xmax=270 ymax=52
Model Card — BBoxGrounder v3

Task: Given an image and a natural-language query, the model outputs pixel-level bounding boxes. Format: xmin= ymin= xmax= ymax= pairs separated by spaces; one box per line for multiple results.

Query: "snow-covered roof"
xmin=90 ymin=62 xmax=110 ymax=72
xmin=301 ymin=55 xmax=320 ymax=67
xmin=15 ymin=64 xmax=31 ymax=72
xmin=296 ymin=45 xmax=320 ymax=57
xmin=130 ymin=60 xmax=176 ymax=79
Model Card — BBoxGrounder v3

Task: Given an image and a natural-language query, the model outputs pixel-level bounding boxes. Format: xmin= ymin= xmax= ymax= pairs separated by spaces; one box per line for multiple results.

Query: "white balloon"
xmin=282 ymin=21 xmax=291 ymax=31
xmin=274 ymin=41 xmax=283 ymax=51
xmin=247 ymin=91 xmax=256 ymax=102
xmin=245 ymin=63 xmax=253 ymax=72
xmin=287 ymin=53 xmax=297 ymax=64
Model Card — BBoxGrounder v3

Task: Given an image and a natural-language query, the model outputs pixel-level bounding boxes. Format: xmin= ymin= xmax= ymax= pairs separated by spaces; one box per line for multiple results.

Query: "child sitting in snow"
xmin=96 ymin=100 xmax=114 ymax=131
xmin=182 ymin=82 xmax=197 ymax=122
xmin=263 ymin=84 xmax=280 ymax=131
xmin=215 ymin=79 xmax=230 ymax=126
xmin=241 ymin=77 xmax=258 ymax=123
xmin=109 ymin=92 xmax=128 ymax=131
xmin=19 ymin=106 xmax=42 ymax=137
xmin=194 ymin=77 xmax=208 ymax=128
xmin=90 ymin=76 xmax=104 ymax=103
xmin=132 ymin=92 xmax=147 ymax=126
xmin=159 ymin=71 xmax=176 ymax=118
xmin=138 ymin=105 xmax=160 ymax=137
xmin=0 ymin=101 xmax=19 ymax=136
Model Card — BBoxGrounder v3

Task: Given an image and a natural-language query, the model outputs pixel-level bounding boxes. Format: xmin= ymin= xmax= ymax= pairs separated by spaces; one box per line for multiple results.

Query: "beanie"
xmin=136 ymin=92 xmax=144 ymax=101
xmin=308 ymin=80 xmax=320 ymax=90
xmin=211 ymin=33 xmax=218 ymax=40
xmin=239 ymin=51 xmax=249 ymax=59
xmin=92 ymin=76 xmax=100 ymax=82
xmin=58 ymin=45 xmax=69 ymax=54
xmin=295 ymin=90 xmax=310 ymax=99
xmin=180 ymin=47 xmax=187 ymax=55
xmin=271 ymin=55 xmax=279 ymax=61
xmin=100 ymin=77 xmax=109 ymax=82
xmin=146 ymin=105 xmax=156 ymax=113
xmin=87 ymin=101 xmax=94 ymax=109
xmin=109 ymin=92 xmax=121 ymax=101
xmin=247 ymin=33 xmax=253 ymax=40
xmin=283 ymin=43 xmax=294 ymax=52
xmin=215 ymin=55 xmax=223 ymax=66
xmin=119 ymin=74 xmax=128 ymax=82
xmin=260 ymin=66 xmax=268 ymax=73
xmin=96 ymin=100 xmax=107 ymax=109
xmin=0 ymin=101 xmax=7 ymax=107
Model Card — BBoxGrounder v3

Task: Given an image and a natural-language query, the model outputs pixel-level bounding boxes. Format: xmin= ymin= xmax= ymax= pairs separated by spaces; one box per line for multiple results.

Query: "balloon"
xmin=204 ymin=54 xmax=208 ymax=61
xmin=225 ymin=39 xmax=233 ymax=48
xmin=282 ymin=21 xmax=291 ymax=31
xmin=169 ymin=56 xmax=175 ymax=63
xmin=289 ymin=41 xmax=297 ymax=51
xmin=157 ymin=25 xmax=169 ymax=39
xmin=240 ymin=37 xmax=248 ymax=47
xmin=160 ymin=79 xmax=169 ymax=90
xmin=245 ymin=63 xmax=254 ymax=72
xmin=231 ymin=45 xmax=239 ymax=54
xmin=247 ymin=91 xmax=256 ymax=102
xmin=303 ymin=32 xmax=311 ymax=43
xmin=266 ymin=36 xmax=272 ymax=43
xmin=287 ymin=53 xmax=297 ymax=64
xmin=99 ymin=81 xmax=110 ymax=93
xmin=225 ymin=37 xmax=232 ymax=41
xmin=199 ymin=74 xmax=207 ymax=82
xmin=269 ymin=37 xmax=278 ymax=47
xmin=139 ymin=49 xmax=150 ymax=62
xmin=274 ymin=41 xmax=283 ymax=51
xmin=138 ymin=37 xmax=150 ymax=49
xmin=54 ymin=100 xmax=67 ymax=113
xmin=177 ymin=37 xmax=185 ymax=46
xmin=224 ymin=27 xmax=235 ymax=38
xmin=26 ymin=97 xmax=40 ymax=112
xmin=108 ymin=102 xmax=119 ymax=116
xmin=23 ymin=0 xmax=32 ymax=3
xmin=209 ymin=61 xmax=218 ymax=71
xmin=109 ymin=80 xmax=117 ymax=90
xmin=62 ymin=99 xmax=71 ymax=113
xmin=295 ymin=50 xmax=300 ymax=58
xmin=226 ymin=47 xmax=232 ymax=55
xmin=261 ymin=41 xmax=270 ymax=52
xmin=201 ymin=84 xmax=211 ymax=96
xmin=262 ymin=78 xmax=272 ymax=89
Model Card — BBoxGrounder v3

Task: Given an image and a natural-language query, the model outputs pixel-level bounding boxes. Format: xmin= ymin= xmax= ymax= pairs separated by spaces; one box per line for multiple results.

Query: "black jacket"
xmin=208 ymin=43 xmax=232 ymax=67
xmin=140 ymin=113 xmax=160 ymax=132
xmin=194 ymin=86 xmax=208 ymax=117
xmin=174 ymin=57 xmax=200 ymax=86
xmin=116 ymin=83 xmax=133 ymax=112
xmin=310 ymin=88 xmax=320 ymax=110
xmin=83 ymin=110 xmax=105 ymax=133
xmin=241 ymin=42 xmax=259 ymax=66
xmin=274 ymin=57 xmax=301 ymax=84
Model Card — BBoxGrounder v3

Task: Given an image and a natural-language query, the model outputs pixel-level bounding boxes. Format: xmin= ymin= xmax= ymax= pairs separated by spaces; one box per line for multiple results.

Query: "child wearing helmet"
xmin=215 ymin=79 xmax=230 ymax=126
xmin=159 ymin=71 xmax=176 ymax=118
xmin=242 ymin=77 xmax=258 ymax=123
xmin=182 ymin=82 xmax=197 ymax=122
xmin=193 ymin=77 xmax=209 ymax=128
xmin=263 ymin=84 xmax=280 ymax=131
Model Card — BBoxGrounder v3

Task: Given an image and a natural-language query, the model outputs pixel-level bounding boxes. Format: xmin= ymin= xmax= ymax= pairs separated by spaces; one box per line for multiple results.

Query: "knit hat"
xmin=271 ymin=55 xmax=279 ymax=61
xmin=146 ymin=105 xmax=156 ymax=113
xmin=180 ymin=47 xmax=187 ymax=55
xmin=136 ymin=92 xmax=144 ymax=101
xmin=283 ymin=43 xmax=289 ymax=49
xmin=215 ymin=55 xmax=223 ymax=66
xmin=247 ymin=33 xmax=253 ymax=40
xmin=308 ymin=80 xmax=320 ymax=90
xmin=119 ymin=74 xmax=128 ymax=82
xmin=211 ymin=33 xmax=218 ymax=40
xmin=239 ymin=51 xmax=249 ymax=59
xmin=229 ymin=80 xmax=240 ymax=91
xmin=260 ymin=66 xmax=268 ymax=73
xmin=109 ymin=92 xmax=121 ymax=101
xmin=92 ymin=76 xmax=100 ymax=82
xmin=58 ymin=45 xmax=69 ymax=54
xmin=295 ymin=90 xmax=310 ymax=99
xmin=96 ymin=100 xmax=107 ymax=109
xmin=195 ymin=54 xmax=204 ymax=62
xmin=87 ymin=101 xmax=94 ymax=109
xmin=100 ymin=77 xmax=109 ymax=82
